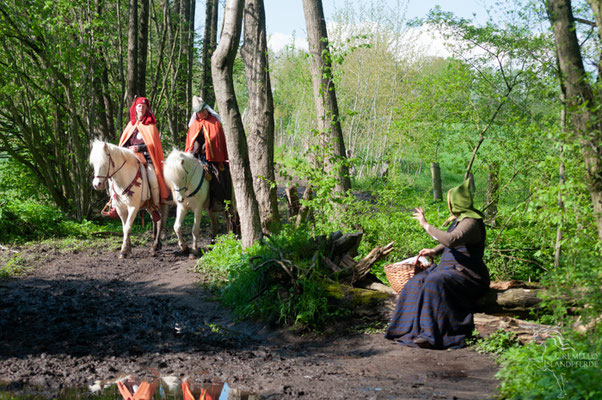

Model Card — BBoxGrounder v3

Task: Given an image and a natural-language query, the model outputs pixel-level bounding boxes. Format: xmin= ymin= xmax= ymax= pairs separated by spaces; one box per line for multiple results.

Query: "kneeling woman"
xmin=385 ymin=179 xmax=489 ymax=349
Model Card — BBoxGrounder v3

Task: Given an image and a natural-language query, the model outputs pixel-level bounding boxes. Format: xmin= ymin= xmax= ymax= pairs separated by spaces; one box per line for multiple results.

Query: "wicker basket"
xmin=385 ymin=257 xmax=429 ymax=294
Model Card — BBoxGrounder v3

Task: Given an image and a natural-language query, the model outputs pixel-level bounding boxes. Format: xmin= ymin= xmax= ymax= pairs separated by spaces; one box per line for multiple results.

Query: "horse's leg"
xmin=151 ymin=203 xmax=168 ymax=255
xmin=174 ymin=204 xmax=188 ymax=253
xmin=120 ymin=205 xmax=138 ymax=258
xmin=191 ymin=206 xmax=202 ymax=258
xmin=208 ymin=210 xmax=220 ymax=239
xmin=159 ymin=202 xmax=168 ymax=241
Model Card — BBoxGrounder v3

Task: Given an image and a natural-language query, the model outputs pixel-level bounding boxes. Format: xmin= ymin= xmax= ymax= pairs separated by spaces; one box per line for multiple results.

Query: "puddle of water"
xmin=0 ymin=377 xmax=259 ymax=400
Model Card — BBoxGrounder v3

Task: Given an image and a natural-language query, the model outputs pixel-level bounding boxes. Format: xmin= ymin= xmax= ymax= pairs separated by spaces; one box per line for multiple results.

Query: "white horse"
xmin=164 ymin=150 xmax=234 ymax=256
xmin=89 ymin=140 xmax=166 ymax=258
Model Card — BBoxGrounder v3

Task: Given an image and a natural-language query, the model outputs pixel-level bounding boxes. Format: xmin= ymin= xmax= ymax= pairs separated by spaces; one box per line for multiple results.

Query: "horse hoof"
xmin=119 ymin=253 xmax=127 ymax=259
xmin=188 ymin=253 xmax=197 ymax=260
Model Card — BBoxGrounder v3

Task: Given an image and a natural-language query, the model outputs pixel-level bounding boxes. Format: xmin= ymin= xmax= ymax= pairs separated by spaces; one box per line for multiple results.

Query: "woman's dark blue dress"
xmin=385 ymin=219 xmax=489 ymax=349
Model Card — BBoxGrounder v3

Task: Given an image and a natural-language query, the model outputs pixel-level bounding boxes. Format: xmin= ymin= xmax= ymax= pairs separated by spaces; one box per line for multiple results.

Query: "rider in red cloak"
xmin=119 ymin=97 xmax=168 ymax=220
xmin=184 ymin=96 xmax=232 ymax=210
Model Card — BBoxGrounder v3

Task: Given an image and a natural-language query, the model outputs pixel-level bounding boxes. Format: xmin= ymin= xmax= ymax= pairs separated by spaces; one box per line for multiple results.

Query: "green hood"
xmin=447 ymin=179 xmax=484 ymax=221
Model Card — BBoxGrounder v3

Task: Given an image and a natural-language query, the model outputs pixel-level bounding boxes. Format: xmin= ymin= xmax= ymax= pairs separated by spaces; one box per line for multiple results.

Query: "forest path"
xmin=0 ymin=234 xmax=499 ymax=399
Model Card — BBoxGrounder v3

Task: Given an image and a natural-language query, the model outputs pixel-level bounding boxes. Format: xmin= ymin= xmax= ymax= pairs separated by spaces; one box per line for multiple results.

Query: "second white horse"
xmin=163 ymin=150 xmax=220 ymax=256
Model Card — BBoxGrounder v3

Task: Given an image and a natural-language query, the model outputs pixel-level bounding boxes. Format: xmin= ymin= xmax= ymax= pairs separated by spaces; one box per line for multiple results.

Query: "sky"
xmin=263 ymin=0 xmax=495 ymax=52
xmin=195 ymin=0 xmax=498 ymax=54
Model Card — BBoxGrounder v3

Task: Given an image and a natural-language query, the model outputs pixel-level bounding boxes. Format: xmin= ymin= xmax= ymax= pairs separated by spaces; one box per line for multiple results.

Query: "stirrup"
xmin=101 ymin=200 xmax=119 ymax=219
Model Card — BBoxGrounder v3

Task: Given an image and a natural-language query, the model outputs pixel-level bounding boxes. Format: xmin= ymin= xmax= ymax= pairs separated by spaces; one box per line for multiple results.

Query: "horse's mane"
xmin=164 ymin=149 xmax=197 ymax=187
xmin=89 ymin=139 xmax=138 ymax=166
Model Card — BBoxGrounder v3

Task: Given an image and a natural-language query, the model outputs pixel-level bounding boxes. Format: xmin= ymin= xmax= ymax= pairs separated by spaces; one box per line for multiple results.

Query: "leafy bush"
xmin=496 ymin=333 xmax=602 ymax=399
xmin=0 ymin=198 xmax=102 ymax=243
xmin=197 ymin=228 xmax=342 ymax=329
xmin=0 ymin=157 xmax=48 ymax=201
xmin=195 ymin=233 xmax=244 ymax=286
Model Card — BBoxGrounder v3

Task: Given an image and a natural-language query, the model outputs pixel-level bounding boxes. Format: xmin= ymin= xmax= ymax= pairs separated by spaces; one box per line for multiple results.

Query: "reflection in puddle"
xmin=1 ymin=376 xmax=258 ymax=400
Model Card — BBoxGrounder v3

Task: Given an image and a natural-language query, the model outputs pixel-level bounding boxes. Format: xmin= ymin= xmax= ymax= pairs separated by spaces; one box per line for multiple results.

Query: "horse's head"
xmin=89 ymin=140 xmax=135 ymax=191
xmin=89 ymin=140 xmax=111 ymax=190
xmin=164 ymin=149 xmax=197 ymax=203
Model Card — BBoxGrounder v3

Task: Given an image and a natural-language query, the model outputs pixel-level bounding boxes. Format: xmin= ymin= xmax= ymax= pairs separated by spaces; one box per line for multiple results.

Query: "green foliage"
xmin=197 ymin=228 xmax=342 ymax=330
xmin=0 ymin=158 xmax=48 ymax=201
xmin=472 ymin=329 xmax=519 ymax=355
xmin=496 ymin=333 xmax=602 ymax=399
xmin=0 ymin=254 xmax=28 ymax=279
xmin=195 ymin=233 xmax=244 ymax=286
xmin=0 ymin=198 xmax=100 ymax=243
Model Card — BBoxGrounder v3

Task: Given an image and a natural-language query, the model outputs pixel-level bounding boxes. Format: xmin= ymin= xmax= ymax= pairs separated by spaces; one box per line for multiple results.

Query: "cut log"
xmin=366 ymin=280 xmax=546 ymax=319
xmin=324 ymin=283 xmax=394 ymax=321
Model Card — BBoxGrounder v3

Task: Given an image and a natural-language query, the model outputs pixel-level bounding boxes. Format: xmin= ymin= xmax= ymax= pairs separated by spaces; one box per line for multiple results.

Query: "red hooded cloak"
xmin=184 ymin=114 xmax=228 ymax=162
xmin=118 ymin=97 xmax=168 ymax=202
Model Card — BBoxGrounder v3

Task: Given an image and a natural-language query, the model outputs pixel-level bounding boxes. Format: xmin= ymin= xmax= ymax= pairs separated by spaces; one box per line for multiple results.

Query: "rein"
xmin=173 ymin=160 xmax=206 ymax=199
xmin=94 ymin=150 xmax=127 ymax=182
xmin=96 ymin=147 xmax=142 ymax=199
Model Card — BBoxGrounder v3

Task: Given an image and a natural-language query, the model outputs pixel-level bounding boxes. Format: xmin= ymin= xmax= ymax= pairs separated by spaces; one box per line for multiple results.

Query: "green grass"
xmin=0 ymin=253 xmax=29 ymax=279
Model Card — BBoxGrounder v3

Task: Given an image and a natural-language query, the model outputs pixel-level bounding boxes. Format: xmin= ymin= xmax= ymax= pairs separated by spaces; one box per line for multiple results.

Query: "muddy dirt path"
xmin=0 ymin=234 xmax=499 ymax=399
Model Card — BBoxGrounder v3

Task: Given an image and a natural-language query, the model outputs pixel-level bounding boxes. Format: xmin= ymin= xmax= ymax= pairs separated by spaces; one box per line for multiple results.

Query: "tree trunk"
xmin=201 ymin=0 xmax=219 ymax=107
xmin=180 ymin=0 xmax=193 ymax=114
xmin=126 ymin=0 xmax=138 ymax=105
xmin=211 ymin=0 xmax=262 ymax=247
xmin=301 ymin=0 xmax=351 ymax=193
xmin=186 ymin=0 xmax=195 ymax=113
xmin=547 ymin=0 xmax=602 ymax=242
xmin=430 ymin=162 xmax=442 ymax=202
xmin=241 ymin=0 xmax=282 ymax=233
xmin=137 ymin=0 xmax=150 ymax=97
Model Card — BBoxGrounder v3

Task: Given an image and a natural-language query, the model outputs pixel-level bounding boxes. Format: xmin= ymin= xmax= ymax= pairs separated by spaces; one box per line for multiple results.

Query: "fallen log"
xmin=475 ymin=287 xmax=544 ymax=318
xmin=352 ymin=241 xmax=394 ymax=281
xmin=358 ymin=277 xmax=546 ymax=318
xmin=324 ymin=284 xmax=394 ymax=321
xmin=474 ymin=313 xmax=559 ymax=344
xmin=334 ymin=241 xmax=395 ymax=283
xmin=355 ymin=277 xmax=397 ymax=296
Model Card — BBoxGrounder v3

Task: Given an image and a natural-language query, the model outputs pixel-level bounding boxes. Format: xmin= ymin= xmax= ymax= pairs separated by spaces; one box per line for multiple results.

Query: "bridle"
xmin=94 ymin=149 xmax=127 ymax=184
xmin=173 ymin=160 xmax=205 ymax=199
